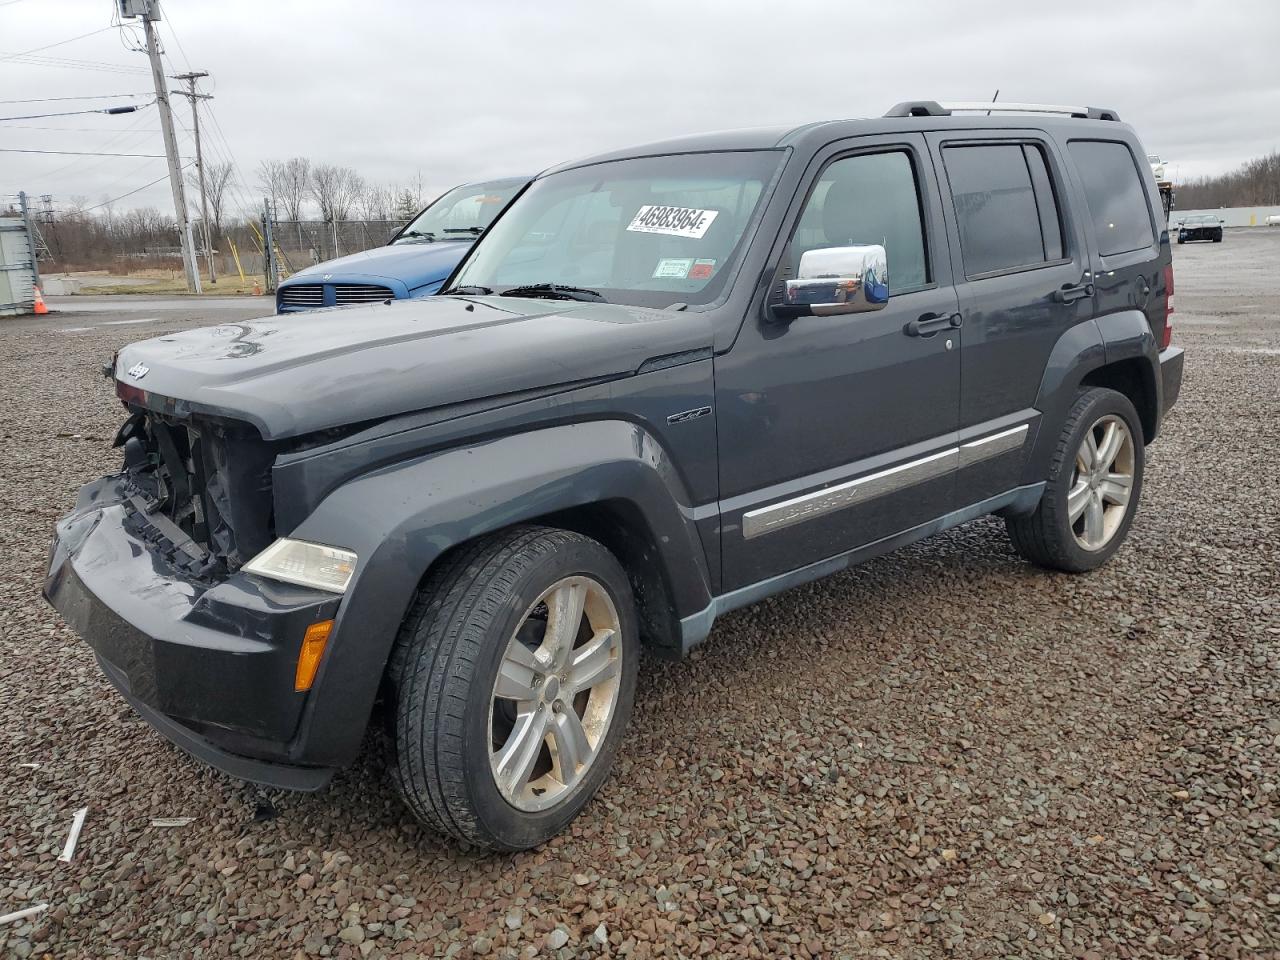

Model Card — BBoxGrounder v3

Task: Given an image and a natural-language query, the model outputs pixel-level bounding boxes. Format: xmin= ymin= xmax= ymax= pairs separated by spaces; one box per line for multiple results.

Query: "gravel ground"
xmin=2 ymin=232 xmax=1277 ymax=959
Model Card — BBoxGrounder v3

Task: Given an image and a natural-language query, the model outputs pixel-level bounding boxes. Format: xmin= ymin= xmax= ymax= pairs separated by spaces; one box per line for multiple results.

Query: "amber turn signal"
xmin=295 ymin=619 xmax=334 ymax=692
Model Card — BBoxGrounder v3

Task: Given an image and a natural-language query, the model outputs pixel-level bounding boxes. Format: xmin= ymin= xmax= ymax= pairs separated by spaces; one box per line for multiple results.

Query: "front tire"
xmin=385 ymin=526 xmax=639 ymax=850
xmin=1006 ymin=387 xmax=1144 ymax=573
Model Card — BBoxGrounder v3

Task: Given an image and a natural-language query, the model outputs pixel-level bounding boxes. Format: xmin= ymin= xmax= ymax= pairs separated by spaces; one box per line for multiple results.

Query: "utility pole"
xmin=125 ymin=0 xmax=201 ymax=293
xmin=172 ymin=71 xmax=215 ymax=284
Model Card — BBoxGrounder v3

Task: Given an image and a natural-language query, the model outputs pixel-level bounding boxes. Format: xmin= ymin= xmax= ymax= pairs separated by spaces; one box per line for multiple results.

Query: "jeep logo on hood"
xmin=126 ymin=362 xmax=149 ymax=380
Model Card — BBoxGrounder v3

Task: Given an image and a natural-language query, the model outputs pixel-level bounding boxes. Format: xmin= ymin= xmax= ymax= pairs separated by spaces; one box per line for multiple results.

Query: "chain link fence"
xmin=266 ymin=218 xmax=409 ymax=277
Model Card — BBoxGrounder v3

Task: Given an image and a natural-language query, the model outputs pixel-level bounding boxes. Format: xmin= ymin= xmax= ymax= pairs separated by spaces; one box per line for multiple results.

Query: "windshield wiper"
xmin=399 ymin=230 xmax=436 ymax=242
xmin=442 ymin=284 xmax=494 ymax=296
xmin=442 ymin=226 xmax=484 ymax=235
xmin=500 ymin=283 xmax=607 ymax=303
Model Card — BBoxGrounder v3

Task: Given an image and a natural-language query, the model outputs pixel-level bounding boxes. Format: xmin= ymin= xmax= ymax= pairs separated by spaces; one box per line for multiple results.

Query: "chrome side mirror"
xmin=782 ymin=244 xmax=888 ymax=317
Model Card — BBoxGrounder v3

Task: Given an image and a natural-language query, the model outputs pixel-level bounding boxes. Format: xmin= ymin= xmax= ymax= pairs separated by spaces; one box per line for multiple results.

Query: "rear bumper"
xmin=43 ymin=475 xmax=339 ymax=791
xmin=1160 ymin=346 xmax=1184 ymax=416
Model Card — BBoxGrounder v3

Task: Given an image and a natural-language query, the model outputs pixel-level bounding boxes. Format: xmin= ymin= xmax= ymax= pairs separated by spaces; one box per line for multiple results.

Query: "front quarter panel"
xmin=284 ymin=420 xmax=714 ymax=767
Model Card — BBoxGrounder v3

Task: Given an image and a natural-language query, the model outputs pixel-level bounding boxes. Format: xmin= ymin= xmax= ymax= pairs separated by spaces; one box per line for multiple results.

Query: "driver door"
xmin=716 ymin=135 xmax=962 ymax=590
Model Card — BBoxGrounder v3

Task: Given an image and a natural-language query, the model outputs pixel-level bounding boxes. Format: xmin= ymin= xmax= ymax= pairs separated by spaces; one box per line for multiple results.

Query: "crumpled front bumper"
xmin=43 ymin=475 xmax=341 ymax=791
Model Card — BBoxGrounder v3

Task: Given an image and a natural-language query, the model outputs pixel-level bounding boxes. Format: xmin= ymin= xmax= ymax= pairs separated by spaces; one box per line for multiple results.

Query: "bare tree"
xmin=279 ymin=157 xmax=312 ymax=220
xmin=187 ymin=160 xmax=235 ymax=239
xmin=260 ymin=157 xmax=312 ymax=220
xmin=1176 ymin=150 xmax=1280 ymax=209
xmin=310 ymin=164 xmax=364 ymax=222
xmin=357 ymin=182 xmax=396 ymax=221
xmin=205 ymin=161 xmax=234 ymax=237
xmin=257 ymin=159 xmax=284 ymax=213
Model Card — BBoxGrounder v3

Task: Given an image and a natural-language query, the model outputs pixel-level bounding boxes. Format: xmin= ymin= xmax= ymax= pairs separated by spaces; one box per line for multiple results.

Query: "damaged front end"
xmin=41 ymin=378 xmax=343 ymax=791
xmin=112 ymin=406 xmax=276 ymax=580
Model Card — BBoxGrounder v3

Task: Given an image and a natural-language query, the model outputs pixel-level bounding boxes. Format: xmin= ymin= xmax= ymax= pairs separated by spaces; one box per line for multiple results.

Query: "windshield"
xmin=393 ymin=178 xmax=525 ymax=244
xmin=1186 ymin=215 xmax=1215 ymax=224
xmin=448 ymin=150 xmax=785 ymax=308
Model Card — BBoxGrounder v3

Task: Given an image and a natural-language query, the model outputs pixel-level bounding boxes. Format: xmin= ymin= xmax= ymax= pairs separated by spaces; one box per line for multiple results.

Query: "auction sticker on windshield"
xmin=627 ymin=205 xmax=719 ymax=239
xmin=652 ymin=258 xmax=693 ymax=279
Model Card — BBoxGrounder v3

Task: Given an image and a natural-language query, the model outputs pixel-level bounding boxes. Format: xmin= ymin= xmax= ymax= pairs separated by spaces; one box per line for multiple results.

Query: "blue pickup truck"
xmin=276 ymin=176 xmax=528 ymax=313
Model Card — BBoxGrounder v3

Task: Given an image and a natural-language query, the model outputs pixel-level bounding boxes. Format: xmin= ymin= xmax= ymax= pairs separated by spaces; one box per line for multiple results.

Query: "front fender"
xmin=284 ymin=420 xmax=714 ymax=767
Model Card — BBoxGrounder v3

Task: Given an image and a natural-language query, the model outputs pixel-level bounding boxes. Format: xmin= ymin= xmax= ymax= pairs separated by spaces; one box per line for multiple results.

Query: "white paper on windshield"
xmin=627 ymin=205 xmax=719 ymax=239
xmin=652 ymin=258 xmax=693 ymax=279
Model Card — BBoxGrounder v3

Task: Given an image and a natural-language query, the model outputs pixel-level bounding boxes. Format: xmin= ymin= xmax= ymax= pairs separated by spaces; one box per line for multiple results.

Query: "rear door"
xmin=927 ymin=131 xmax=1094 ymax=506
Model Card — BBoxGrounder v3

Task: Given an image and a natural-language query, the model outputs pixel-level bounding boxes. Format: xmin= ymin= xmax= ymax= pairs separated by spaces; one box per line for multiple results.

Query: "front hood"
xmin=286 ymin=241 xmax=472 ymax=288
xmin=114 ymin=297 xmax=712 ymax=439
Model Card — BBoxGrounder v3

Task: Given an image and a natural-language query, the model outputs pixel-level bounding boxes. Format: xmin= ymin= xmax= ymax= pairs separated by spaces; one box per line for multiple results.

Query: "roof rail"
xmin=885 ymin=100 xmax=1121 ymax=122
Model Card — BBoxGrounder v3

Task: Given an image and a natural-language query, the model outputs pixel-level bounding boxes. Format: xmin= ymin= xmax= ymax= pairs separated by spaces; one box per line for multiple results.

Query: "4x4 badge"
xmin=667 ymin=405 xmax=711 ymax=425
xmin=126 ymin=362 xmax=149 ymax=380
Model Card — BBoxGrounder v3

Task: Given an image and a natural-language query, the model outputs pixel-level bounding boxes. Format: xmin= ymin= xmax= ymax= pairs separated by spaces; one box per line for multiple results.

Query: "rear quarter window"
xmin=1067 ymin=140 xmax=1156 ymax=257
xmin=942 ymin=142 xmax=1065 ymax=278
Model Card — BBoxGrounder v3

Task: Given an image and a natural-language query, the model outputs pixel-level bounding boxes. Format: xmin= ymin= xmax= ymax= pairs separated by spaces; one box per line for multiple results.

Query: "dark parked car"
xmin=275 ymin=176 xmax=528 ymax=313
xmin=1176 ymin=214 xmax=1224 ymax=243
xmin=46 ymin=100 xmax=1183 ymax=850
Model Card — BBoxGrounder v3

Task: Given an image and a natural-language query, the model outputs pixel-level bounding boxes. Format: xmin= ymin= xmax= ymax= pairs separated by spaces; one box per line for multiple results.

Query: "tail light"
xmin=1161 ymin=263 xmax=1174 ymax=349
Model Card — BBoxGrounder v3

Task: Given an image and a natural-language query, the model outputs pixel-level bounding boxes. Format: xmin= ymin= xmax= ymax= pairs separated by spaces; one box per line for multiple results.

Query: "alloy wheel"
xmin=488 ymin=576 xmax=623 ymax=811
xmin=1067 ymin=414 xmax=1136 ymax=551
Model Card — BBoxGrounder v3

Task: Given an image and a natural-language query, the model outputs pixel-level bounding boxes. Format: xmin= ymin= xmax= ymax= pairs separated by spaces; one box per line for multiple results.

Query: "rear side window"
xmin=943 ymin=143 xmax=1065 ymax=278
xmin=1067 ymin=140 xmax=1156 ymax=256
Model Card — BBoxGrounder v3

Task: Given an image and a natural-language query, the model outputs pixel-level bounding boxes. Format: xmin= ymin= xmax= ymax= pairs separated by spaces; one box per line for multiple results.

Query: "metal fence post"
xmin=263 ymin=198 xmax=278 ymax=293
xmin=17 ymin=191 xmax=41 ymax=295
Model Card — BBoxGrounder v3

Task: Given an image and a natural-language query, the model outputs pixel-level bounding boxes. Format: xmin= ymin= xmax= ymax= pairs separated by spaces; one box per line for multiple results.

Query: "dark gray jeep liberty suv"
xmin=46 ymin=101 xmax=1184 ymax=850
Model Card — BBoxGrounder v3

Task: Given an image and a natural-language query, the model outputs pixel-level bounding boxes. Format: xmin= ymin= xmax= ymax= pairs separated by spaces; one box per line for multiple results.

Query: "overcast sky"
xmin=3 ymin=0 xmax=1278 ymax=219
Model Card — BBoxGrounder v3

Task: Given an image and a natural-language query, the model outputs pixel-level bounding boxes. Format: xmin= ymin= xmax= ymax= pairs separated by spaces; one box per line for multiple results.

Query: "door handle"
xmin=1053 ymin=281 xmax=1095 ymax=304
xmin=904 ymin=312 xmax=962 ymax=337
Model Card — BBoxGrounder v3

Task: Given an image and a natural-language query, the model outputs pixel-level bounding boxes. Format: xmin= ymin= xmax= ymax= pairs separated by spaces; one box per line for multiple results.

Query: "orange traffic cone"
xmin=32 ymin=286 xmax=49 ymax=315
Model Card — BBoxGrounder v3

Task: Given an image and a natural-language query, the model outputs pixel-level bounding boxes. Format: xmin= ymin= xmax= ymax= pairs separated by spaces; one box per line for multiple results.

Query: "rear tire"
xmin=385 ymin=525 xmax=639 ymax=850
xmin=1006 ymin=387 xmax=1144 ymax=573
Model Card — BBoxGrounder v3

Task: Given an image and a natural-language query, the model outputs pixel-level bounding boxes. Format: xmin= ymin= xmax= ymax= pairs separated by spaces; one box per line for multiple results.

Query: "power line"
xmin=0 ymin=26 xmax=116 ymax=61
xmin=2 ymin=54 xmax=151 ymax=75
xmin=0 ymin=148 xmax=171 ymax=158
xmin=81 ymin=164 xmax=193 ymax=213
xmin=0 ymin=124 xmax=163 ymax=132
xmin=34 ymin=109 xmax=157 ymax=181
xmin=0 ymin=92 xmax=151 ymax=104
xmin=0 ymin=101 xmax=152 ymax=121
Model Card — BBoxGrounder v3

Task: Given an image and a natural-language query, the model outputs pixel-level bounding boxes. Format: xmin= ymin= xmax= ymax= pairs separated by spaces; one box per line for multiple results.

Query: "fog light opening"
xmin=295 ymin=619 xmax=334 ymax=692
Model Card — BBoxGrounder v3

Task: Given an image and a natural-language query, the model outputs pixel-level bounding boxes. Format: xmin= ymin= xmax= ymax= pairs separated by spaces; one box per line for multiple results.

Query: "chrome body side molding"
xmin=678 ymin=482 xmax=1048 ymax=655
xmin=957 ymin=423 xmax=1029 ymax=468
xmin=742 ymin=423 xmax=1030 ymax=540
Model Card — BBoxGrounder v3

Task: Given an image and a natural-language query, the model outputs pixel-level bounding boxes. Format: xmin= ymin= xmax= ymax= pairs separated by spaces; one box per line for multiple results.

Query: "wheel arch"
xmin=1080 ymin=357 xmax=1158 ymax=443
xmin=282 ymin=420 xmax=713 ymax=768
xmin=1024 ymin=312 xmax=1162 ymax=484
